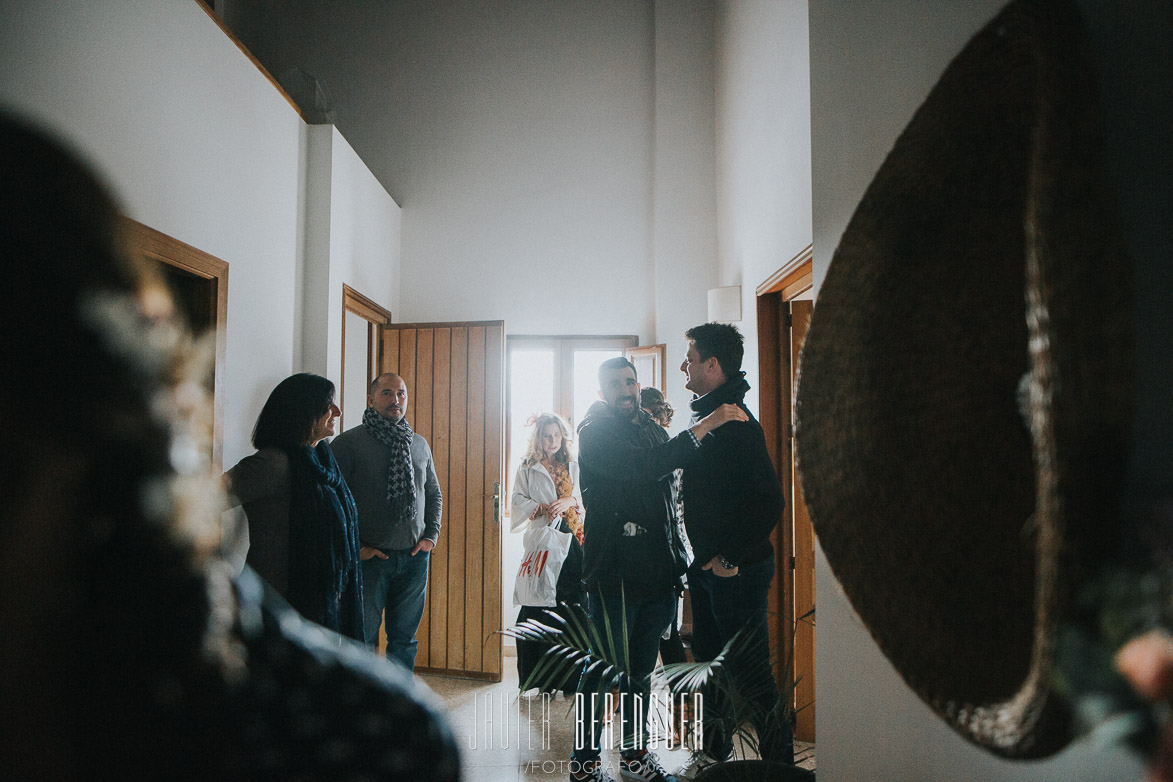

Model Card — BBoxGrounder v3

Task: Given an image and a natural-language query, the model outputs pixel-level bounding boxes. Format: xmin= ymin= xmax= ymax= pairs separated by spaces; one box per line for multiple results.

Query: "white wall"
xmin=0 ymin=0 xmax=302 ymax=469
xmin=301 ymin=124 xmax=401 ymax=396
xmin=652 ymin=0 xmax=720 ymax=427
xmin=713 ymin=0 xmax=813 ymax=412
xmin=224 ymin=1 xmax=726 ymax=628
xmin=218 ymin=1 xmax=722 ymax=351
xmin=0 ymin=2 xmax=400 ymax=474
xmin=808 ymin=3 xmax=1143 ymax=780
xmin=385 ymin=2 xmax=659 ymax=338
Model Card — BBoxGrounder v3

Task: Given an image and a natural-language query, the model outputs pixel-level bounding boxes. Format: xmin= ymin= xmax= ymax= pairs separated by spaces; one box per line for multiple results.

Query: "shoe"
xmin=571 ymin=758 xmax=618 ymax=782
xmin=674 ymin=750 xmax=718 ymax=780
xmin=619 ymin=750 xmax=678 ymax=782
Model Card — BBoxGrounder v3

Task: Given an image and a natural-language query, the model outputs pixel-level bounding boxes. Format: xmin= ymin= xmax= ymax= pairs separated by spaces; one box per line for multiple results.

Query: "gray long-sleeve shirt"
xmin=329 ymin=423 xmax=442 ymax=550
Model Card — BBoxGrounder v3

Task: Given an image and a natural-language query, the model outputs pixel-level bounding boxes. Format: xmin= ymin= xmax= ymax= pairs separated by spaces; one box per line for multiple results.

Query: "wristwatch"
xmin=717 ymin=554 xmax=736 ymax=570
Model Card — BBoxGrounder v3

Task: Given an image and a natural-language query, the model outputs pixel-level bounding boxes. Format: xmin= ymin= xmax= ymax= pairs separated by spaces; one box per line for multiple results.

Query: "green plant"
xmin=503 ymin=597 xmax=632 ymax=700
xmin=660 ymin=607 xmax=814 ymax=766
xmin=503 ymin=594 xmax=816 ymax=776
xmin=503 ymin=591 xmax=659 ymax=752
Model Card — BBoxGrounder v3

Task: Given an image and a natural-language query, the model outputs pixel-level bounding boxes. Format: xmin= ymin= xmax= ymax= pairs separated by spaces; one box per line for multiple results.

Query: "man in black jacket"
xmin=569 ymin=357 xmax=745 ymax=782
xmin=679 ymin=323 xmax=793 ymax=769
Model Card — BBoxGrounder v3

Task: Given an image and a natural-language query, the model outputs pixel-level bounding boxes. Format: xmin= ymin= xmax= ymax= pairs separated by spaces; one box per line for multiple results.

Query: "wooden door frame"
xmin=341 ymin=284 xmax=392 ymax=428
xmin=123 ymin=218 xmax=228 ymax=470
xmin=626 ymin=343 xmax=667 ymax=392
xmin=756 ymin=245 xmax=814 ymax=739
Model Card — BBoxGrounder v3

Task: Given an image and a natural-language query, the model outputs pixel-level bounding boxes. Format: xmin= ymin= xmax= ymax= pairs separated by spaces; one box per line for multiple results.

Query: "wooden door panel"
xmin=789 ymin=300 xmax=815 ymax=740
xmin=483 ymin=325 xmax=504 ymax=678
xmin=465 ymin=326 xmax=486 ymax=672
xmin=445 ymin=327 xmax=469 ymax=671
xmin=755 ymin=251 xmax=815 ymax=743
xmin=414 ymin=328 xmax=437 ymax=666
xmin=757 ymin=293 xmax=795 ymax=715
xmin=383 ymin=328 xmax=400 ymax=375
xmin=381 ymin=321 xmax=505 ymax=680
xmin=429 ymin=328 xmax=452 ymax=670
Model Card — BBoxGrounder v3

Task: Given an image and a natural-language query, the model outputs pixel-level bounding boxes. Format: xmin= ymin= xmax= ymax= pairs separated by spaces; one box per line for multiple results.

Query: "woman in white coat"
xmin=510 ymin=412 xmax=585 ymax=692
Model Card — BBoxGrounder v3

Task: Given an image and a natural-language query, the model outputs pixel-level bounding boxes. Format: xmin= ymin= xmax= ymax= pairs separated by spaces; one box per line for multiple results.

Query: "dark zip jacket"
xmin=577 ymin=404 xmax=698 ymax=599
xmin=685 ymin=373 xmax=784 ymax=568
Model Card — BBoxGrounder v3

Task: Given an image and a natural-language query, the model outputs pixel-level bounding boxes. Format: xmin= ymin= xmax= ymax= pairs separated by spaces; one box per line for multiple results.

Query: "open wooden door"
xmin=787 ymin=300 xmax=815 ymax=740
xmin=381 ymin=320 xmax=506 ymax=681
xmin=757 ymin=247 xmax=815 ymax=741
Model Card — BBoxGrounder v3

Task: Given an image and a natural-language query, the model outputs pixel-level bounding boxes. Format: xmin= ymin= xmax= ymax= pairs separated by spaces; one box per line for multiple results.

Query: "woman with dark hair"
xmin=639 ymin=386 xmax=674 ymax=429
xmin=226 ymin=373 xmax=365 ymax=640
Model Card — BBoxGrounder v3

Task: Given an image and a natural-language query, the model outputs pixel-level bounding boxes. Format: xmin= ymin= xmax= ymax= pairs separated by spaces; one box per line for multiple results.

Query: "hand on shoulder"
xmin=692 ymin=403 xmax=748 ymax=438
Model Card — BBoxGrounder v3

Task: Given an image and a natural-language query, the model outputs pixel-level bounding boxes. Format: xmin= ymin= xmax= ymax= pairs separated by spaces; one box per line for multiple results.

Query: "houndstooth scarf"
xmin=362 ymin=406 xmax=417 ymax=526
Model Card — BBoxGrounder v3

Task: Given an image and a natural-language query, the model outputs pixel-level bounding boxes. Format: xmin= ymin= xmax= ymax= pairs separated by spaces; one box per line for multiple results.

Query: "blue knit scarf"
xmin=286 ymin=442 xmax=364 ymax=641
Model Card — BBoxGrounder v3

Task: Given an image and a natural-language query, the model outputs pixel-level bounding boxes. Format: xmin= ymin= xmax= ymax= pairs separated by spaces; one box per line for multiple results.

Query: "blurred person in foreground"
xmin=0 ymin=112 xmax=459 ymax=781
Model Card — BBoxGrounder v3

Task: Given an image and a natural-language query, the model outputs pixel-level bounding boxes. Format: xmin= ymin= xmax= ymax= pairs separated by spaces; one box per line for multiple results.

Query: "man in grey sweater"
xmin=331 ymin=373 xmax=442 ymax=671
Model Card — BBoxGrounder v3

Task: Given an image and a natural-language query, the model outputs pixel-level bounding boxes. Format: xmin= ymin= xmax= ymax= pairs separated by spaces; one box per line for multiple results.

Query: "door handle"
xmin=493 ymin=481 xmax=501 ymax=525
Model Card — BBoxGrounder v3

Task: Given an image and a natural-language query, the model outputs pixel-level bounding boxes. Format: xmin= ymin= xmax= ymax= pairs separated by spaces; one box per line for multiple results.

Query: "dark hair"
xmin=640 ymin=387 xmax=674 ymax=428
xmin=252 ymin=373 xmax=336 ymax=449
xmin=597 ymin=356 xmax=637 ymax=388
xmin=685 ymin=322 xmax=744 ymax=377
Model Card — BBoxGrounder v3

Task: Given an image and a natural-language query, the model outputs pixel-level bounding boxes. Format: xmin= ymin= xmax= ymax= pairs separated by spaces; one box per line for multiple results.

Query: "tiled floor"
xmin=418 ymin=655 xmax=815 ymax=781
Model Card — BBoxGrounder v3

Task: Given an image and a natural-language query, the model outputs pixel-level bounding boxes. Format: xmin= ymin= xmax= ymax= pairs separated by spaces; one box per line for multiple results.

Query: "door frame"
xmin=504 ymin=335 xmax=638 ymax=508
xmin=756 ymin=245 xmax=815 ymax=741
xmin=123 ymin=218 xmax=228 ymax=470
xmin=340 ymin=284 xmax=392 ymax=430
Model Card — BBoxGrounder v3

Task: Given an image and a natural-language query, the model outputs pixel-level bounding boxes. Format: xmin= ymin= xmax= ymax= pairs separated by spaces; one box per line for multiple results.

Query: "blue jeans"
xmin=361 ymin=548 xmax=430 ymax=671
xmin=571 ymin=589 xmax=676 ymax=763
xmin=689 ymin=557 xmax=793 ymax=763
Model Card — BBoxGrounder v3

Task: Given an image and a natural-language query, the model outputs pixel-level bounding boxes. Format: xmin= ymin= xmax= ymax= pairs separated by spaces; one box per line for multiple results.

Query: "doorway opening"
xmin=502 ymin=334 xmax=637 ymax=651
xmin=340 ymin=284 xmax=392 ymax=432
xmin=124 ymin=218 xmax=228 ymax=470
xmin=505 ymin=335 xmax=638 ymax=493
xmin=756 ymin=245 xmax=815 ymax=742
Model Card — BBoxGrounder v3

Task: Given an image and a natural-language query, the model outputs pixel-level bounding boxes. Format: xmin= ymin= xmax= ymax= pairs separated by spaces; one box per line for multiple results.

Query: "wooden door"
xmin=756 ymin=248 xmax=815 ymax=742
xmin=788 ymin=300 xmax=815 ymax=740
xmin=381 ymin=320 xmax=505 ymax=680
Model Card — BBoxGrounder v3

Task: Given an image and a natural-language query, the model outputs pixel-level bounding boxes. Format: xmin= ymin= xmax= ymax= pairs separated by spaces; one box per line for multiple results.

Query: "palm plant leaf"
xmin=500 ymin=589 xmax=637 ymax=698
xmin=656 ymin=606 xmax=817 ymax=761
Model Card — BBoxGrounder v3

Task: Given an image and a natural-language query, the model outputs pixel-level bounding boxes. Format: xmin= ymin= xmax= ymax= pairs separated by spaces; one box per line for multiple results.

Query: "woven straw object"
xmin=795 ymin=0 xmax=1131 ymax=758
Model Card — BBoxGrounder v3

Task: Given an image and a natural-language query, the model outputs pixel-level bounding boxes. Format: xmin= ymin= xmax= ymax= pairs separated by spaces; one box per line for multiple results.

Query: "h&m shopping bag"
xmin=513 ymin=520 xmax=572 ymax=608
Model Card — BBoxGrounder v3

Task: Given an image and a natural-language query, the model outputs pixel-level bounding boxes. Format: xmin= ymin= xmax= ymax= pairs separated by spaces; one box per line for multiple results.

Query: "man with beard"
xmin=677 ymin=323 xmax=791 ymax=775
xmin=331 ymin=373 xmax=442 ymax=672
xmin=569 ymin=356 xmax=745 ymax=782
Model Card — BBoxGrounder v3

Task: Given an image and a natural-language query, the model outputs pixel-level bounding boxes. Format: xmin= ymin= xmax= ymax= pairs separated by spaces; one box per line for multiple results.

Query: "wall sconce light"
xmin=707 ymin=285 xmax=742 ymax=323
